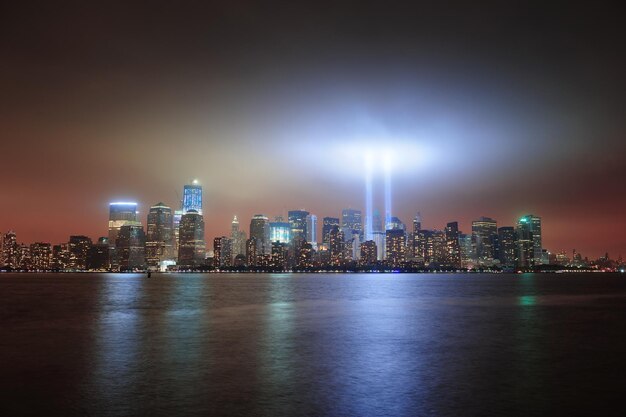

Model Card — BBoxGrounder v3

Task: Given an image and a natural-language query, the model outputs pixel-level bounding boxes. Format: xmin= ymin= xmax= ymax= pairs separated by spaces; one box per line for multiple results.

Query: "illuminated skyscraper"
xmin=178 ymin=210 xmax=206 ymax=267
xmin=328 ymin=226 xmax=344 ymax=266
xmin=116 ymin=224 xmax=146 ymax=271
xmin=1 ymin=231 xmax=18 ymax=269
xmin=341 ymin=208 xmax=362 ymax=241
xmin=445 ymin=222 xmax=462 ymax=268
xmin=246 ymin=237 xmax=257 ymax=266
xmin=360 ymin=240 xmax=377 ymax=265
xmin=288 ymin=210 xmax=309 ymax=242
xmin=182 ymin=180 xmax=203 ymax=215
xmin=497 ymin=226 xmax=517 ymax=268
xmin=322 ymin=217 xmax=340 ymax=245
xmin=146 ymin=202 xmax=174 ymax=268
xmin=270 ymin=216 xmax=291 ymax=243
xmin=250 ymin=214 xmax=271 ymax=254
xmin=271 ymin=241 xmax=288 ymax=269
xmin=230 ymin=216 xmax=247 ymax=257
xmin=69 ymin=235 xmax=92 ymax=270
xmin=108 ymin=202 xmax=138 ymax=248
xmin=516 ymin=215 xmax=542 ymax=267
xmin=30 ymin=242 xmax=52 ymax=270
xmin=213 ymin=236 xmax=232 ymax=268
xmin=472 ymin=217 xmax=498 ymax=266
xmin=385 ymin=229 xmax=406 ymax=266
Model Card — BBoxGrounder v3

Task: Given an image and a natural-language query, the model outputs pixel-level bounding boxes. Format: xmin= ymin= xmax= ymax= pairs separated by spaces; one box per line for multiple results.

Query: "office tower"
xmin=146 ymin=202 xmax=174 ymax=268
xmin=69 ymin=235 xmax=92 ymax=270
xmin=298 ymin=242 xmax=314 ymax=268
xmin=288 ymin=210 xmax=309 ymax=242
xmin=445 ymin=222 xmax=462 ymax=268
xmin=328 ymin=226 xmax=344 ymax=266
xmin=306 ymin=214 xmax=317 ymax=246
xmin=472 ymin=217 xmax=498 ymax=266
xmin=250 ymin=214 xmax=271 ymax=255
xmin=413 ymin=213 xmax=422 ymax=234
xmin=52 ymin=244 xmax=70 ymax=270
xmin=497 ymin=227 xmax=517 ymax=268
xmin=30 ymin=242 xmax=52 ymax=270
xmin=385 ymin=229 xmax=406 ymax=266
xmin=116 ymin=224 xmax=146 ymax=270
xmin=360 ymin=240 xmax=377 ymax=265
xmin=458 ymin=233 xmax=473 ymax=268
xmin=516 ymin=215 xmax=542 ymax=267
xmin=173 ymin=208 xmax=183 ymax=253
xmin=178 ymin=210 xmax=206 ymax=267
xmin=246 ymin=237 xmax=257 ymax=266
xmin=108 ymin=202 xmax=138 ymax=247
xmin=213 ymin=236 xmax=232 ymax=268
xmin=372 ymin=209 xmax=384 ymax=233
xmin=322 ymin=217 xmax=340 ymax=245
xmin=17 ymin=244 xmax=31 ymax=270
xmin=230 ymin=216 xmax=247 ymax=257
xmin=182 ymin=180 xmax=203 ymax=214
xmin=1 ymin=231 xmax=18 ymax=269
xmin=341 ymin=208 xmax=362 ymax=238
xmin=271 ymin=241 xmax=288 ymax=269
xmin=270 ymin=217 xmax=291 ymax=243
xmin=87 ymin=237 xmax=110 ymax=270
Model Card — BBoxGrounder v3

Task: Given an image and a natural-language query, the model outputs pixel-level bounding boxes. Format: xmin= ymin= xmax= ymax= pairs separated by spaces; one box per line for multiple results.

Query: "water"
xmin=1 ymin=273 xmax=625 ymax=416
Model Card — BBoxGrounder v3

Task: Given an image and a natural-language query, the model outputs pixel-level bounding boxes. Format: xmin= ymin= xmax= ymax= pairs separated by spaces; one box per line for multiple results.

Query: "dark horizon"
xmin=1 ymin=1 xmax=625 ymax=258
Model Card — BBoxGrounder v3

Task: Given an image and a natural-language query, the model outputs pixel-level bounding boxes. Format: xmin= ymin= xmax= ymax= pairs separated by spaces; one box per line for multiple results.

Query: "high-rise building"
xmin=306 ymin=214 xmax=317 ymax=246
xmin=322 ymin=217 xmax=340 ymax=245
xmin=298 ymin=242 xmax=314 ymax=268
xmin=372 ymin=231 xmax=386 ymax=261
xmin=458 ymin=233 xmax=473 ymax=268
xmin=385 ymin=229 xmax=406 ymax=266
xmin=246 ymin=237 xmax=257 ymax=266
xmin=30 ymin=242 xmax=52 ymax=270
xmin=328 ymin=226 xmax=344 ymax=266
xmin=52 ymin=244 xmax=70 ymax=270
xmin=288 ymin=210 xmax=309 ymax=242
xmin=87 ymin=237 xmax=110 ymax=270
xmin=1 ymin=231 xmax=18 ymax=269
xmin=386 ymin=216 xmax=405 ymax=231
xmin=250 ymin=214 xmax=271 ymax=255
xmin=230 ymin=216 xmax=247 ymax=257
xmin=360 ymin=240 xmax=377 ymax=265
xmin=270 ymin=217 xmax=291 ymax=243
xmin=116 ymin=224 xmax=146 ymax=271
xmin=341 ymin=208 xmax=362 ymax=241
xmin=213 ymin=236 xmax=232 ymax=268
xmin=271 ymin=241 xmax=288 ymax=270
xmin=182 ymin=180 xmax=203 ymax=215
xmin=146 ymin=202 xmax=174 ymax=268
xmin=516 ymin=215 xmax=542 ymax=267
xmin=472 ymin=217 xmax=498 ymax=266
xmin=178 ymin=210 xmax=206 ymax=267
xmin=69 ymin=235 xmax=92 ymax=270
xmin=497 ymin=227 xmax=517 ymax=268
xmin=445 ymin=222 xmax=462 ymax=268
xmin=108 ymin=202 xmax=139 ymax=268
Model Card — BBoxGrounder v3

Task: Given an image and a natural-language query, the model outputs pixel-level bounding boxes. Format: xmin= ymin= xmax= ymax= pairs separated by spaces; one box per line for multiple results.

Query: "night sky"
xmin=1 ymin=1 xmax=624 ymax=258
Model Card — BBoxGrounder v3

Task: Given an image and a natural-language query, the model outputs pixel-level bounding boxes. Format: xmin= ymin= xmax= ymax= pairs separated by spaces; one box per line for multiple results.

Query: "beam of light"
xmin=364 ymin=151 xmax=373 ymax=241
xmin=383 ymin=150 xmax=392 ymax=230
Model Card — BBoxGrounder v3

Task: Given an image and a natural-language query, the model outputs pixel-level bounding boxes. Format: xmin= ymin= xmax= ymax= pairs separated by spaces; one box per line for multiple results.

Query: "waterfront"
xmin=1 ymin=273 xmax=625 ymax=416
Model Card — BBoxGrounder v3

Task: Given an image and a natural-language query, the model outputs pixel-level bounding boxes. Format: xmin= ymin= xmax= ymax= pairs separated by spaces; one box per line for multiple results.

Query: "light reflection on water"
xmin=1 ymin=273 xmax=625 ymax=416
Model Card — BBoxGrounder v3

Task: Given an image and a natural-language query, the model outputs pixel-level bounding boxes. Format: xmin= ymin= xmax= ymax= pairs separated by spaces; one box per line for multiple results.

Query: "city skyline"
xmin=1 ymin=2 xmax=625 ymax=260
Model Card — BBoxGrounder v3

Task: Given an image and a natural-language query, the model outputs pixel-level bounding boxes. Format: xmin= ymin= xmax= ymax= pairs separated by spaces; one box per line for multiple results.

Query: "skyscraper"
xmin=178 ymin=210 xmax=206 ymax=267
xmin=328 ymin=226 xmax=344 ymax=266
xmin=230 ymin=215 xmax=247 ymax=257
xmin=68 ymin=235 xmax=92 ymax=270
xmin=445 ymin=222 xmax=462 ymax=268
xmin=108 ymin=202 xmax=138 ymax=244
xmin=385 ymin=229 xmax=406 ymax=266
xmin=87 ymin=237 xmax=109 ymax=270
xmin=322 ymin=217 xmax=340 ymax=245
xmin=306 ymin=214 xmax=317 ymax=245
xmin=182 ymin=180 xmax=203 ymax=214
xmin=472 ymin=217 xmax=498 ymax=266
xmin=1 ymin=231 xmax=18 ymax=269
xmin=516 ymin=215 xmax=542 ymax=267
xmin=498 ymin=226 xmax=517 ymax=268
xmin=116 ymin=224 xmax=146 ymax=271
xmin=341 ymin=208 xmax=362 ymax=240
xmin=360 ymin=240 xmax=377 ymax=265
xmin=213 ymin=236 xmax=232 ymax=268
xmin=30 ymin=242 xmax=52 ymax=270
xmin=270 ymin=216 xmax=291 ymax=243
xmin=250 ymin=214 xmax=271 ymax=254
xmin=146 ymin=202 xmax=174 ymax=268
xmin=288 ymin=210 xmax=309 ymax=242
